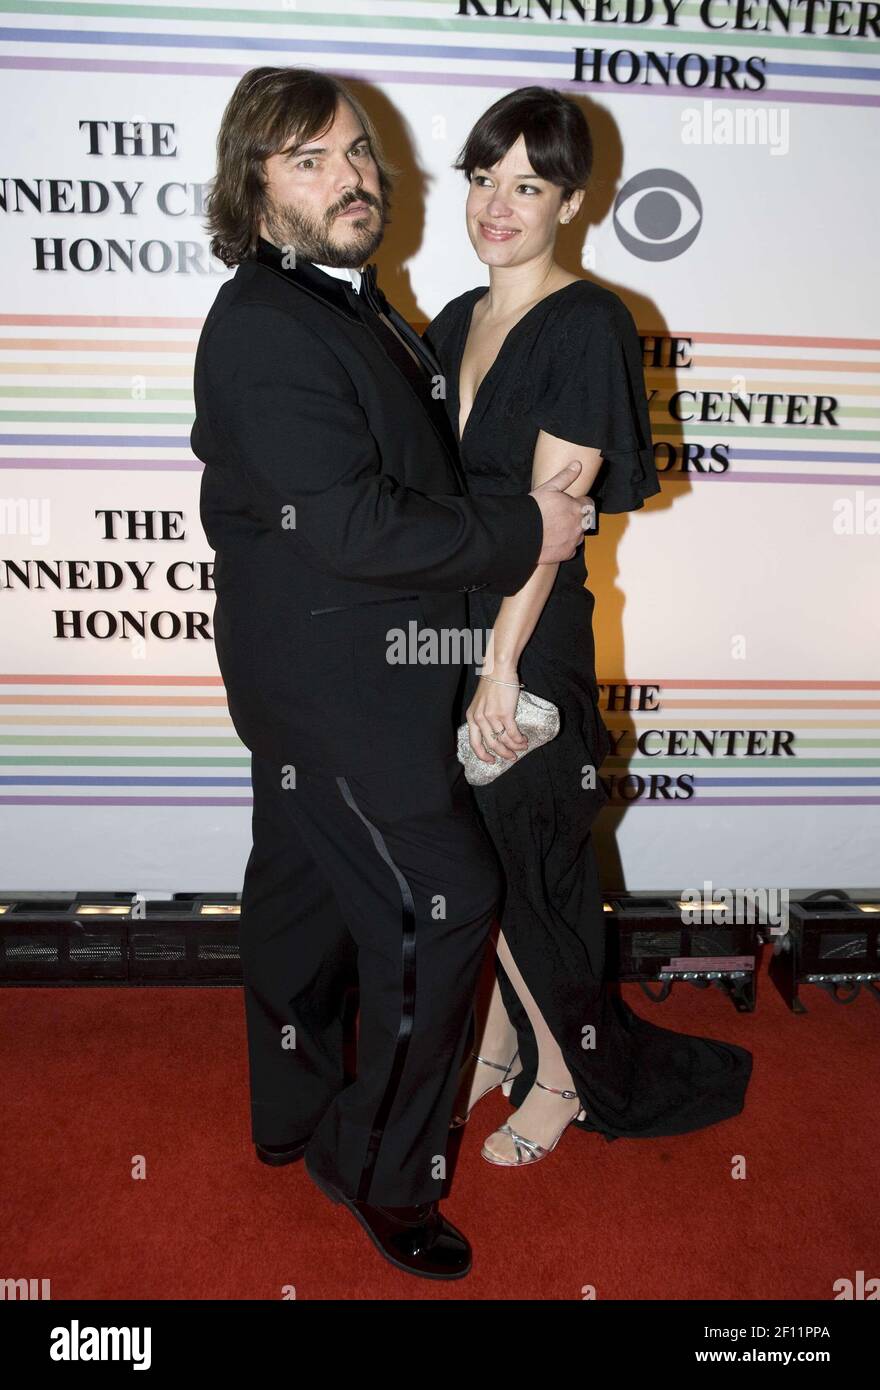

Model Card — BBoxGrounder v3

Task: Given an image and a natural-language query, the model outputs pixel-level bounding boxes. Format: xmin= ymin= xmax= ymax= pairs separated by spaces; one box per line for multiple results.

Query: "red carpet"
xmin=2 ymin=946 xmax=877 ymax=1301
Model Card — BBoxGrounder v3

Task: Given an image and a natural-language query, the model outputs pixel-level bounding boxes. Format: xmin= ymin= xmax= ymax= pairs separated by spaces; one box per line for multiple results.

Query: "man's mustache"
xmin=328 ymin=190 xmax=380 ymax=220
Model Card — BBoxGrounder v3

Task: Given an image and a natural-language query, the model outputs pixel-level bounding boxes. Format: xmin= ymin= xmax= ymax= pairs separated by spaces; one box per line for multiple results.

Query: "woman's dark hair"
xmin=205 ymin=67 xmax=396 ymax=267
xmin=453 ymin=87 xmax=592 ymax=204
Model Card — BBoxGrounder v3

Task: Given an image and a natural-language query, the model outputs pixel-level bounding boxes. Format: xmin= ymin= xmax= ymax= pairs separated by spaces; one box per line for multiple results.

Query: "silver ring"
xmin=490 ymin=727 xmax=505 ymax=737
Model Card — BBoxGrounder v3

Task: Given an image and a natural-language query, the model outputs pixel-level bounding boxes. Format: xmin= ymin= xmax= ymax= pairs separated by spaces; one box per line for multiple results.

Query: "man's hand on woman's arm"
xmin=467 ymin=431 xmax=603 ymax=763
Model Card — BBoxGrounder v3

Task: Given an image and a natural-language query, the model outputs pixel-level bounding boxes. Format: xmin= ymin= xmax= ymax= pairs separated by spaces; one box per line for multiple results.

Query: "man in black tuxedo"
xmin=191 ymin=67 xmax=590 ymax=1281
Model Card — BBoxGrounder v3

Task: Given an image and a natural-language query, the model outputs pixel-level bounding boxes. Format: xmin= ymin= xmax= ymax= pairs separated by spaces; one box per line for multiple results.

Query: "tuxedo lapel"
xmin=251 ymin=239 xmax=466 ymax=490
xmin=253 ymin=237 xmax=361 ymax=322
xmin=367 ymin=299 xmax=464 ymax=483
xmin=384 ymin=302 xmax=442 ymax=378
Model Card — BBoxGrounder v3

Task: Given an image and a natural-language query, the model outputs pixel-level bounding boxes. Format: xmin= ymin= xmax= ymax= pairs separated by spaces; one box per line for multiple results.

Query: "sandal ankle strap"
xmin=473 ymin=1049 xmax=519 ymax=1077
xmin=535 ymin=1079 xmax=578 ymax=1100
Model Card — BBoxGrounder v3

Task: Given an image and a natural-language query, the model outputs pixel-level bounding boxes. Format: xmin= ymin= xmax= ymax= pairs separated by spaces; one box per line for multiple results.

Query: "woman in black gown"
xmin=423 ymin=88 xmax=752 ymax=1166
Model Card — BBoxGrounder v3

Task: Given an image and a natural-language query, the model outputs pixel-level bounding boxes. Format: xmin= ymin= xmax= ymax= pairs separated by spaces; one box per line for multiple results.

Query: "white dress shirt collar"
xmin=312 ymin=263 xmax=363 ymax=294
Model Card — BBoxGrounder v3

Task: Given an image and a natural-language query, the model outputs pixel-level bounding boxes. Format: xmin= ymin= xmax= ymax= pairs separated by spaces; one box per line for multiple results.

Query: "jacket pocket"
xmin=352 ymin=596 xmax=459 ymax=722
xmin=309 ymin=593 xmax=418 ymax=616
xmin=305 ymin=594 xmax=420 ymax=643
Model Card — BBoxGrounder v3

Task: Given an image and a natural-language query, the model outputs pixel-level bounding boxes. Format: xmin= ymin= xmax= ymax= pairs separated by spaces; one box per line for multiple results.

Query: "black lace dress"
xmin=423 ymin=280 xmax=753 ymax=1139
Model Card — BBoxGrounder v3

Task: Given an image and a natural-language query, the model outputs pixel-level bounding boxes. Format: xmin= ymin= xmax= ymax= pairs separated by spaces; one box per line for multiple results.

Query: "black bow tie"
xmin=359 ymin=262 xmax=390 ymax=317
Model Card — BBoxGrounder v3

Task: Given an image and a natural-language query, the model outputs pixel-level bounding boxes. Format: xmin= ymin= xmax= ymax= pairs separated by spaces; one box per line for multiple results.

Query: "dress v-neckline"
xmin=455 ymin=279 xmax=583 ymax=445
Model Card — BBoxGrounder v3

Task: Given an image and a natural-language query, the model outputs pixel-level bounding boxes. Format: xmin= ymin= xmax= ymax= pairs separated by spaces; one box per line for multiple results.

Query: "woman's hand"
xmin=466 ymin=669 xmax=529 ymax=764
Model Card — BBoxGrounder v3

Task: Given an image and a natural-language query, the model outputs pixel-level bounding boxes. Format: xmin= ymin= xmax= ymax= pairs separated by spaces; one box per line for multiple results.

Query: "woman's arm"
xmin=466 ymin=432 xmax=603 ymax=763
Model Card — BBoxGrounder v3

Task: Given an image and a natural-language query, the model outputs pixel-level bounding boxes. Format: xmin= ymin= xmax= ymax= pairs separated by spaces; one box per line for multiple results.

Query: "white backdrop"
xmin=1 ymin=2 xmax=878 ymax=891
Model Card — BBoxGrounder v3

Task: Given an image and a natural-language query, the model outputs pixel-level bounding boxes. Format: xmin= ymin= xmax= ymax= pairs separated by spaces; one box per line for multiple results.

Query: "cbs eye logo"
xmin=613 ymin=170 xmax=702 ymax=261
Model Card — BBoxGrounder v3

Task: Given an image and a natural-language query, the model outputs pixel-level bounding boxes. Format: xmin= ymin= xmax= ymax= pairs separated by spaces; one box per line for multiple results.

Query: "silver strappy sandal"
xmin=449 ymin=1049 xmax=521 ymax=1130
xmin=481 ymin=1079 xmax=586 ymax=1166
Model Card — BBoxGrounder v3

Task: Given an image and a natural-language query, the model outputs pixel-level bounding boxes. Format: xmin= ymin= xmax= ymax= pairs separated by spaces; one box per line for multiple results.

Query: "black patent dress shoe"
xmin=254 ymin=1137 xmax=309 ymax=1166
xmin=304 ymin=1157 xmax=471 ymax=1280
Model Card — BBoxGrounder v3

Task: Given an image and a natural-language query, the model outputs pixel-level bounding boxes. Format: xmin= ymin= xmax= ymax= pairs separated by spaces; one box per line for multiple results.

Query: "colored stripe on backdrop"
xmin=1 ymin=56 xmax=878 ymax=107
xmin=1 ymin=24 xmax=879 ymax=80
xmin=1 ymin=0 xmax=879 ymax=55
xmin=0 ymin=677 xmax=877 ymax=805
xmin=1 ymin=317 xmax=877 ymax=482
xmin=2 ymin=0 xmax=880 ymax=107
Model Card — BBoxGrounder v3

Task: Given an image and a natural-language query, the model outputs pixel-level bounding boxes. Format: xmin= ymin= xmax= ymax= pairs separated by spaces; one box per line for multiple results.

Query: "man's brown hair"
xmin=205 ymin=67 xmax=395 ymax=267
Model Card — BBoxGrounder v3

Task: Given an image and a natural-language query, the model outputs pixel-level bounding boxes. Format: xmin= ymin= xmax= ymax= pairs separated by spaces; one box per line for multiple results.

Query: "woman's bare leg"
xmin=452 ymin=924 xmax=521 ymax=1119
xmin=481 ymin=930 xmax=582 ymax=1161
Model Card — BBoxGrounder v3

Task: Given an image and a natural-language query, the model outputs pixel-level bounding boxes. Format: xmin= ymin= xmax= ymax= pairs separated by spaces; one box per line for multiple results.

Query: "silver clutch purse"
xmin=456 ymin=689 xmax=561 ymax=786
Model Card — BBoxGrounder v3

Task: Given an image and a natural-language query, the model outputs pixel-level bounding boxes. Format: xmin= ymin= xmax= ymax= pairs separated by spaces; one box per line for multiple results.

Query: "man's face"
xmin=260 ymin=99 xmax=385 ymax=268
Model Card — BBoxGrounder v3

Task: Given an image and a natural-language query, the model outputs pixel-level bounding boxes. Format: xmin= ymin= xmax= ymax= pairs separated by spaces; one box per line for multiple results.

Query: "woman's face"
xmin=464 ymin=133 xmax=581 ymax=269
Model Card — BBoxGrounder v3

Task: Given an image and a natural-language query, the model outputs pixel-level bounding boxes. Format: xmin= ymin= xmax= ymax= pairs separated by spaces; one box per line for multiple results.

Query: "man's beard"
xmin=263 ymin=188 xmax=385 ymax=268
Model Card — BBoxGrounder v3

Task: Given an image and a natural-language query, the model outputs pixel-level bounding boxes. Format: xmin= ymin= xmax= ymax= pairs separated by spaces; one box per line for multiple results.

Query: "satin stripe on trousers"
xmin=335 ymin=774 xmax=417 ymax=1203
xmin=239 ymin=751 xmax=502 ymax=1206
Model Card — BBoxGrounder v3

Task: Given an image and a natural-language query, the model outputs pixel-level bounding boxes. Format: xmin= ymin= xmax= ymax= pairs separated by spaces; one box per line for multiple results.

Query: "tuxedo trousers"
xmin=240 ymin=750 xmax=502 ymax=1206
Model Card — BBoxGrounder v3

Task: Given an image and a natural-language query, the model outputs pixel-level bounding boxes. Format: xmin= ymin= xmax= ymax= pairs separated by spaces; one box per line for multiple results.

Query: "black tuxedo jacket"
xmin=191 ymin=237 xmax=542 ymax=774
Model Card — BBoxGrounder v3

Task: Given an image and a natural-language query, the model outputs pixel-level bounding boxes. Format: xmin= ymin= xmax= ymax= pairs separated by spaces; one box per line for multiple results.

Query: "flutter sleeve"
xmin=530 ymin=291 xmax=661 ymax=513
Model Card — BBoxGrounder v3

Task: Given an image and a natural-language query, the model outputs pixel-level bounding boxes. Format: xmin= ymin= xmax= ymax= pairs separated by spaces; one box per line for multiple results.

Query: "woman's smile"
xmin=478 ymin=220 xmax=521 ymax=242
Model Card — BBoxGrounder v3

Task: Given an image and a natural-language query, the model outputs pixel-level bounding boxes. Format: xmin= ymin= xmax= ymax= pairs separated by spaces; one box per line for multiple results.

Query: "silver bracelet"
xmin=477 ymin=673 xmax=525 ymax=689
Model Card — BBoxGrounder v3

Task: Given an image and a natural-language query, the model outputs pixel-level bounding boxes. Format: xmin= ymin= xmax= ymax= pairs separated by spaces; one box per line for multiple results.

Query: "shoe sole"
xmin=448 ymin=1070 xmax=523 ymax=1129
xmin=255 ymin=1140 xmax=308 ymax=1167
xmin=304 ymin=1157 xmax=472 ymax=1281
